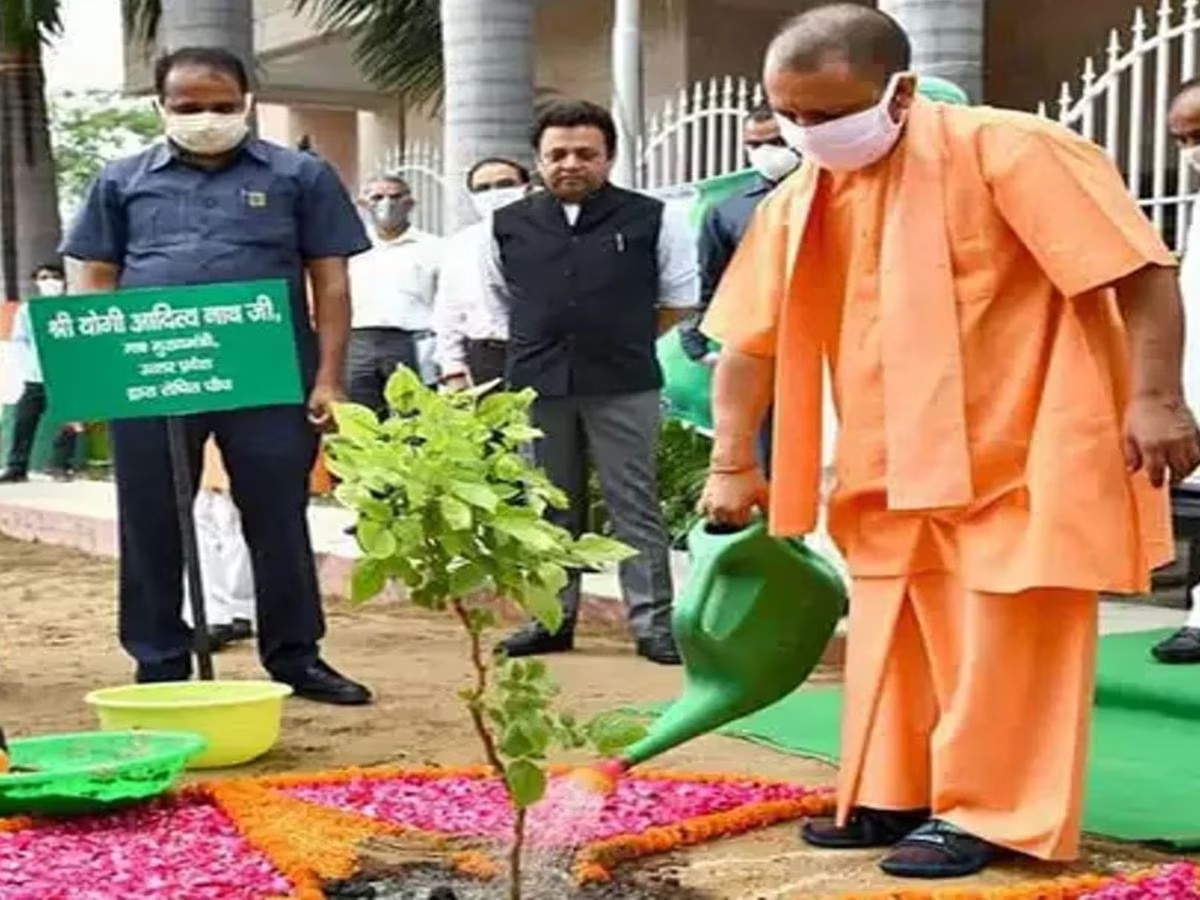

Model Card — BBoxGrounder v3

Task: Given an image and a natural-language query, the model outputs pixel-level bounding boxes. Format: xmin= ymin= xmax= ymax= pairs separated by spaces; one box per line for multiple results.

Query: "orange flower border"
xmin=0 ymin=766 xmax=1194 ymax=900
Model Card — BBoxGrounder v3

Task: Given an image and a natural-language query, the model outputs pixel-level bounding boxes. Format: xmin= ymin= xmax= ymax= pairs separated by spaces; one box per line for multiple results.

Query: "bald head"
xmin=1170 ymin=77 xmax=1200 ymax=150
xmin=765 ymin=3 xmax=911 ymax=87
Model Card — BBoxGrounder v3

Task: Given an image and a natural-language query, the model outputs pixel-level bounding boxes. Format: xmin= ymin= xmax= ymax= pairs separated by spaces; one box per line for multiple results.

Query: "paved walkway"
xmin=0 ymin=479 xmax=1185 ymax=638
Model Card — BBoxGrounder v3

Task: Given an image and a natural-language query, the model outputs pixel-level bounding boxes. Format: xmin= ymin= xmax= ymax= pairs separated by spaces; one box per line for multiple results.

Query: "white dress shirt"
xmin=348 ymin=227 xmax=442 ymax=330
xmin=10 ymin=302 xmax=41 ymax=384
xmin=481 ymin=193 xmax=699 ymax=311
xmin=1182 ymin=205 xmax=1200 ymax=485
xmin=433 ymin=218 xmax=509 ymax=378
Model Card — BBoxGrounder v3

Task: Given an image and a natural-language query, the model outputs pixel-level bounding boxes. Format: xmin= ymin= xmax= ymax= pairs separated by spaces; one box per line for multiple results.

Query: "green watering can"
xmin=582 ymin=519 xmax=846 ymax=786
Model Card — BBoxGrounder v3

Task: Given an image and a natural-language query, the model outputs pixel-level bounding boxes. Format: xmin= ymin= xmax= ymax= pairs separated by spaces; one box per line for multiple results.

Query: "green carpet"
xmin=635 ymin=629 xmax=1200 ymax=849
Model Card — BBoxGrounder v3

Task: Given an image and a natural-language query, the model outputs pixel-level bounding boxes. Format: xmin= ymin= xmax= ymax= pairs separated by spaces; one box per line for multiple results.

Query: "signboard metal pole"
xmin=167 ymin=417 xmax=214 ymax=681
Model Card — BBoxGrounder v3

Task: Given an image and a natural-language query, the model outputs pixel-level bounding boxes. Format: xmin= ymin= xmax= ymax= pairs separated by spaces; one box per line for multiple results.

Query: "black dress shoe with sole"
xmin=0 ymin=470 xmax=28 ymax=484
xmin=1152 ymin=626 xmax=1200 ymax=664
xmin=636 ymin=634 xmax=682 ymax=665
xmin=802 ymin=807 xmax=931 ymax=849
xmin=496 ymin=625 xmax=575 ymax=658
xmin=207 ymin=618 xmax=254 ymax=652
xmin=277 ymin=660 xmax=373 ymax=706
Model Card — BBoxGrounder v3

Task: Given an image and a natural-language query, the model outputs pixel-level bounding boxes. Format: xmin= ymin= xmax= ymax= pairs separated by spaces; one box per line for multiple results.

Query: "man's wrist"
xmin=313 ymin=367 xmax=344 ymax=389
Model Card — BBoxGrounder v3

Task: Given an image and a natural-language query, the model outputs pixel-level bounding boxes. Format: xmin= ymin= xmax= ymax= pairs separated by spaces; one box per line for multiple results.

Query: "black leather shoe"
xmin=1152 ymin=626 xmax=1200 ymax=664
xmin=208 ymin=618 xmax=254 ymax=652
xmin=636 ymin=634 xmax=682 ymax=665
xmin=496 ymin=624 xmax=574 ymax=658
xmin=278 ymin=660 xmax=373 ymax=706
xmin=802 ymin=807 xmax=931 ymax=849
xmin=0 ymin=469 xmax=28 ymax=484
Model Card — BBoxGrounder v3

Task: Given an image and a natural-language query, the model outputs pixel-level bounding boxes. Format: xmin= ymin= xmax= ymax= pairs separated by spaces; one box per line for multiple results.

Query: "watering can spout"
xmin=616 ymin=520 xmax=846 ymax=770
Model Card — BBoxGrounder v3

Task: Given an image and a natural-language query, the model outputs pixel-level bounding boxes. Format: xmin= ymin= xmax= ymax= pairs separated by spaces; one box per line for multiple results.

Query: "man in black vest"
xmin=483 ymin=100 xmax=698 ymax=665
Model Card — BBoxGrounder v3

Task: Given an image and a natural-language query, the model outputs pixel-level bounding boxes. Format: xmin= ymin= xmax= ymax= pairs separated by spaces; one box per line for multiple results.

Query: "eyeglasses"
xmin=745 ymin=137 xmax=788 ymax=150
xmin=366 ymin=193 xmax=410 ymax=203
xmin=470 ymin=178 xmax=522 ymax=194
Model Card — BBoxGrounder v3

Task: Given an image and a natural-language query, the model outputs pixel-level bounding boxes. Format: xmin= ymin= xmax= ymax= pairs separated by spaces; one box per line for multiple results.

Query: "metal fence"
xmin=1041 ymin=0 xmax=1200 ymax=251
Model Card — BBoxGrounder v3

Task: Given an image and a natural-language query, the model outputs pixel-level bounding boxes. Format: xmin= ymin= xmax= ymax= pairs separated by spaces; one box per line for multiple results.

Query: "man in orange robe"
xmin=699 ymin=3 xmax=1200 ymax=880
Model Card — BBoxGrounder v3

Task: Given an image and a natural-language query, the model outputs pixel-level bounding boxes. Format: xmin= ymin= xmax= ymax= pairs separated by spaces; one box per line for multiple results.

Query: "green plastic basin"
xmin=0 ymin=730 xmax=206 ymax=818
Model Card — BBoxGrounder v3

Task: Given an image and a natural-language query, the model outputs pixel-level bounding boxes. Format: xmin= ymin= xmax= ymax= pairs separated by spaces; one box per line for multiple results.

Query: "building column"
xmin=877 ymin=0 xmax=984 ymax=103
xmin=286 ymin=107 xmax=361 ymax=191
xmin=611 ymin=0 xmax=643 ymax=187
xmin=357 ymin=101 xmax=406 ymax=180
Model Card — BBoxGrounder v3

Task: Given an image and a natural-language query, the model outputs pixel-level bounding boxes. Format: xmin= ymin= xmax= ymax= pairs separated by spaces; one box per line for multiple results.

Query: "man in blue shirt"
xmin=678 ymin=105 xmax=801 ymax=474
xmin=62 ymin=47 xmax=372 ymax=705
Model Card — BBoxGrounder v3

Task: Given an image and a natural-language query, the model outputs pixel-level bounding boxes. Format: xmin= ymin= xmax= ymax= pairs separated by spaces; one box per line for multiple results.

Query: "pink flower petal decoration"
xmin=285 ymin=773 xmax=822 ymax=846
xmin=1082 ymin=863 xmax=1200 ymax=900
xmin=0 ymin=797 xmax=291 ymax=900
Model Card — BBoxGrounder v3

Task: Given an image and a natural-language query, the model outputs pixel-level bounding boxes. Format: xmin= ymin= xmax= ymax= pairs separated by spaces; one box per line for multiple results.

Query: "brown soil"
xmin=0 ymin=535 xmax=1183 ymax=899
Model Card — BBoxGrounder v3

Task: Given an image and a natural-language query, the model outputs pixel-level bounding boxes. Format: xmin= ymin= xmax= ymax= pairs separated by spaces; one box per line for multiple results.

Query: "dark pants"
xmin=347 ymin=328 xmax=419 ymax=416
xmin=466 ymin=339 xmax=508 ymax=387
xmin=110 ymin=405 xmax=323 ymax=681
xmin=1172 ymin=485 xmax=1200 ymax=594
xmin=759 ymin=408 xmax=774 ymax=478
xmin=532 ymin=390 xmax=674 ymax=640
xmin=5 ymin=382 xmax=77 ymax=475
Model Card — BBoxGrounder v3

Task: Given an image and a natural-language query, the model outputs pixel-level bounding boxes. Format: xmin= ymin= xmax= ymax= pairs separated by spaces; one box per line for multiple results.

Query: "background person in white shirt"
xmin=0 ymin=262 xmax=83 ymax=484
xmin=347 ymin=174 xmax=442 ymax=414
xmin=1156 ymin=79 xmax=1200 ymax=664
xmin=435 ymin=157 xmax=533 ymax=391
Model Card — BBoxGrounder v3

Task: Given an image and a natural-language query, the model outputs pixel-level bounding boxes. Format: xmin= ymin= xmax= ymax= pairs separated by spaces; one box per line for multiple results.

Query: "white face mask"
xmin=35 ymin=277 xmax=65 ymax=297
xmin=470 ymin=186 xmax=526 ymax=218
xmin=747 ymin=144 xmax=801 ymax=182
xmin=775 ymin=74 xmax=910 ymax=172
xmin=1183 ymin=145 xmax=1200 ymax=174
xmin=160 ymin=95 xmax=253 ymax=156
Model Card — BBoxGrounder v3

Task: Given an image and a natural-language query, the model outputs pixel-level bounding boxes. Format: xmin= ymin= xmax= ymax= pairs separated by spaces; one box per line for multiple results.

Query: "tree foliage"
xmin=50 ymin=91 xmax=160 ymax=211
xmin=124 ymin=0 xmax=443 ymax=107
xmin=326 ymin=369 xmax=647 ymax=897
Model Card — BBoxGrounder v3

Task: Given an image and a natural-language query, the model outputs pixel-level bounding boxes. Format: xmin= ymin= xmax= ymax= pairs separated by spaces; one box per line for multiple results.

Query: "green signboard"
xmin=29 ymin=279 xmax=302 ymax=421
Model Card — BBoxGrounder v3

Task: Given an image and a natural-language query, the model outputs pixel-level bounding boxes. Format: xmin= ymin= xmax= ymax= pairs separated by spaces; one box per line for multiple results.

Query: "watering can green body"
xmin=620 ymin=520 xmax=847 ymax=768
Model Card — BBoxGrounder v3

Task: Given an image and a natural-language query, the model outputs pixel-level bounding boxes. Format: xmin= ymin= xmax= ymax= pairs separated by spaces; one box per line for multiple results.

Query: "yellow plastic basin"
xmin=84 ymin=681 xmax=293 ymax=769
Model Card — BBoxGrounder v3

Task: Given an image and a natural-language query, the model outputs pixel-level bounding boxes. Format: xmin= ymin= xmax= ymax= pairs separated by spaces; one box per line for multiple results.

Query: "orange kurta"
xmin=704 ymin=97 xmax=1175 ymax=595
xmin=703 ymin=98 xmax=1178 ymax=860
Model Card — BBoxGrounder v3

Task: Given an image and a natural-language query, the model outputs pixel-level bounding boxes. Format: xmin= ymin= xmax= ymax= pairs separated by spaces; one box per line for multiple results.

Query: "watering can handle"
xmin=686 ymin=517 xmax=766 ymax=604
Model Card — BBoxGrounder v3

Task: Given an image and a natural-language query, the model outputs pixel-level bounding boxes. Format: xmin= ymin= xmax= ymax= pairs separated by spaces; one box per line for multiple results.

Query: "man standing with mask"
xmin=348 ymin=174 xmax=441 ymax=411
xmin=435 ymin=157 xmax=533 ymax=390
xmin=679 ymin=105 xmax=800 ymax=474
xmin=0 ymin=262 xmax=83 ymax=483
xmin=62 ymin=47 xmax=373 ymax=705
xmin=702 ymin=3 xmax=1198 ymax=879
xmin=1153 ymin=78 xmax=1200 ymax=665
xmin=680 ymin=105 xmax=799 ymax=369
xmin=483 ymin=100 xmax=698 ymax=665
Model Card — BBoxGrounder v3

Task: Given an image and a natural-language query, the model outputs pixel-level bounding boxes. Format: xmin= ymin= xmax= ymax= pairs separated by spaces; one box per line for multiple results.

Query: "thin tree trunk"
xmin=440 ymin=0 xmax=535 ymax=232
xmin=0 ymin=34 xmax=62 ymax=302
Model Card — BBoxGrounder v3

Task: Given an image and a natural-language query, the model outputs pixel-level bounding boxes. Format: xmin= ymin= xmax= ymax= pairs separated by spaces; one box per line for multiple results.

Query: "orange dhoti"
xmin=839 ymin=567 xmax=1097 ymax=860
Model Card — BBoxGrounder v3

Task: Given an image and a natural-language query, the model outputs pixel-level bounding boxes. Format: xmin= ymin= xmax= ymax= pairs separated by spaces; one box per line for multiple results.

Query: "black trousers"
xmin=1172 ymin=484 xmax=1200 ymax=595
xmin=466 ymin=339 xmax=508 ymax=387
xmin=347 ymin=328 xmax=420 ymax=416
xmin=110 ymin=405 xmax=322 ymax=681
xmin=5 ymin=382 xmax=77 ymax=475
